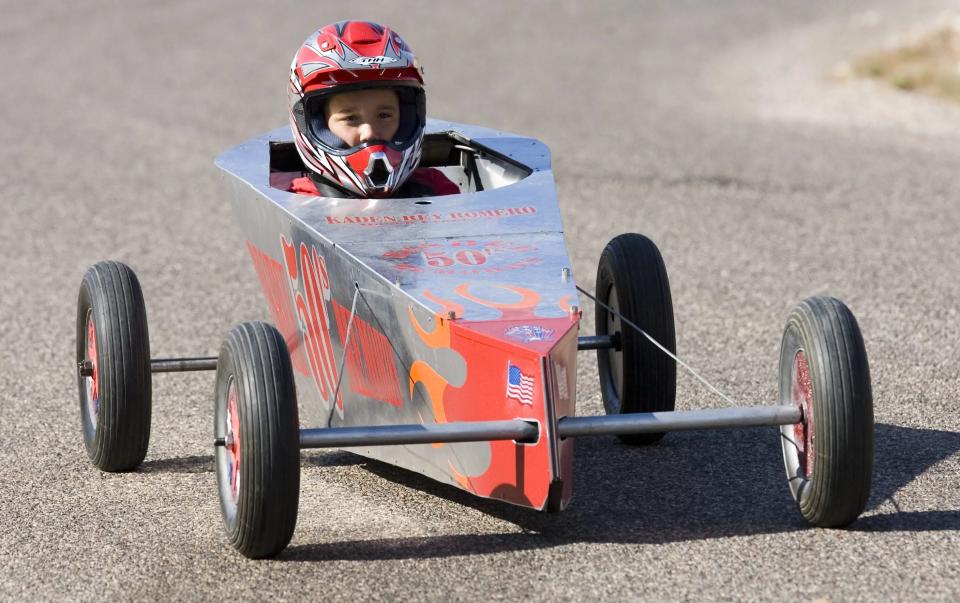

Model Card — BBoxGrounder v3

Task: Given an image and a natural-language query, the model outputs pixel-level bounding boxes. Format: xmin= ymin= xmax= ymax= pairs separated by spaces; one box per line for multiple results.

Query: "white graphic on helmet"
xmin=300 ymin=62 xmax=334 ymax=77
xmin=350 ymin=56 xmax=398 ymax=66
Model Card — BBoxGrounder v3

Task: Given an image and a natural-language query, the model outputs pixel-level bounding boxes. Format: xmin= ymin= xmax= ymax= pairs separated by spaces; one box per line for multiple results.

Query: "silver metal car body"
xmin=216 ymin=119 xmax=581 ymax=510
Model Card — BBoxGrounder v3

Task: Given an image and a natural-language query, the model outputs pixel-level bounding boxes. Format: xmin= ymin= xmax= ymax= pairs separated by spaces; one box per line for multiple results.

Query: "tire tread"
xmin=595 ymin=233 xmax=676 ymax=445
xmin=76 ymin=261 xmax=151 ymax=472
xmin=785 ymin=296 xmax=873 ymax=527
xmin=219 ymin=321 xmax=299 ymax=558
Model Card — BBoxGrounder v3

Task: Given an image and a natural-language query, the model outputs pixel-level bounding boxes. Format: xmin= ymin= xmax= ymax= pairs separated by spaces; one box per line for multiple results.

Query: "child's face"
xmin=325 ymin=88 xmax=400 ymax=147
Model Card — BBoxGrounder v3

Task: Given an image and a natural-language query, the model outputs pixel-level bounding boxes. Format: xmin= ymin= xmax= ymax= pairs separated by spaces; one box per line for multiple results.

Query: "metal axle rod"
xmin=556 ymin=405 xmax=802 ymax=438
xmin=151 ymin=357 xmax=218 ymax=373
xmin=299 ymin=419 xmax=540 ymax=449
xmin=295 ymin=405 xmax=801 ymax=450
xmin=149 ymin=336 xmax=615 ymax=374
xmin=576 ymin=334 xmax=618 ymax=350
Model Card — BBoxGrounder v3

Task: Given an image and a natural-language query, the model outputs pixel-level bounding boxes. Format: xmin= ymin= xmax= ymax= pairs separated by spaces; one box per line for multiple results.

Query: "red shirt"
xmin=289 ymin=168 xmax=459 ymax=197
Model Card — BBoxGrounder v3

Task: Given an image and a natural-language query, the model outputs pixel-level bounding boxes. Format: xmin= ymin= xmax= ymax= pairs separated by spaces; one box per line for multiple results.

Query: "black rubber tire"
xmin=76 ymin=261 xmax=152 ymax=471
xmin=779 ymin=296 xmax=873 ymax=528
xmin=214 ymin=321 xmax=300 ymax=559
xmin=595 ymin=233 xmax=677 ymax=445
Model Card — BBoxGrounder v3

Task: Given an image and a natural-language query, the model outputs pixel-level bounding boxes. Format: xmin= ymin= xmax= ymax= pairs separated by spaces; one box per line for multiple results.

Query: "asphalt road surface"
xmin=2 ymin=1 xmax=959 ymax=600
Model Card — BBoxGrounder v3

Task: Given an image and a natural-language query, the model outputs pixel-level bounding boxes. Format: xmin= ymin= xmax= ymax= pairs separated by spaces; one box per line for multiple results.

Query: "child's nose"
xmin=358 ymin=123 xmax=375 ymax=143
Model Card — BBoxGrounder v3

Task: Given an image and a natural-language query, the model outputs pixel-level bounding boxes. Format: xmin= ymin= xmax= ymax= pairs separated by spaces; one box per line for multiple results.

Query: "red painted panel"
xmin=332 ymin=300 xmax=404 ymax=407
xmin=457 ymin=317 xmax=579 ymax=355
xmin=430 ymin=317 xmax=579 ymax=509
xmin=245 ymin=241 xmax=309 ymax=376
xmin=280 ymin=236 xmax=343 ymax=412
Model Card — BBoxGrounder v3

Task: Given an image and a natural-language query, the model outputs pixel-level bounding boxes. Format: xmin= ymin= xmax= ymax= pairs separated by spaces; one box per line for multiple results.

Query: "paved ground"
xmin=2 ymin=1 xmax=959 ymax=600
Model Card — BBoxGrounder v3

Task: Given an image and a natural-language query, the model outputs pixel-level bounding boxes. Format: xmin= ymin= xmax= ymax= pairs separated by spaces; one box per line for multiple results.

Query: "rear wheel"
xmin=779 ymin=296 xmax=873 ymax=527
xmin=595 ymin=234 xmax=676 ymax=445
xmin=76 ymin=261 xmax=151 ymax=471
xmin=215 ymin=321 xmax=300 ymax=558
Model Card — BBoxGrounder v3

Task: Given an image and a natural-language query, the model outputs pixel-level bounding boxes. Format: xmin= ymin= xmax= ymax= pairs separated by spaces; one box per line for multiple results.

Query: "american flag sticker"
xmin=506 ymin=362 xmax=535 ymax=405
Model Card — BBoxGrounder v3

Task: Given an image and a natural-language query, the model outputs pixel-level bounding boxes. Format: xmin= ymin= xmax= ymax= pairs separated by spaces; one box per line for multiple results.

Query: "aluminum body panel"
xmin=215 ymin=121 xmax=559 ymax=244
xmin=216 ymin=121 xmax=580 ymax=511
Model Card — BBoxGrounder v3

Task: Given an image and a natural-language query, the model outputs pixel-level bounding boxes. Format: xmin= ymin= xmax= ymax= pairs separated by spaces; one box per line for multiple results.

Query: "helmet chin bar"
xmin=364 ymin=151 xmax=394 ymax=193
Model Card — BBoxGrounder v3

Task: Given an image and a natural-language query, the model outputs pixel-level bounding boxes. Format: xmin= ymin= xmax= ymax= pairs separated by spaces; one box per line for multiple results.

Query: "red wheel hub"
xmin=85 ymin=314 xmax=99 ymax=419
xmin=792 ymin=350 xmax=815 ymax=477
xmin=225 ymin=382 xmax=241 ymax=503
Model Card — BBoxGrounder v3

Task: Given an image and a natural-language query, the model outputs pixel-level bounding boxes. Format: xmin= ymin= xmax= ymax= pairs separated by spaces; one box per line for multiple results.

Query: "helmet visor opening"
xmin=303 ymin=86 xmax=423 ymax=154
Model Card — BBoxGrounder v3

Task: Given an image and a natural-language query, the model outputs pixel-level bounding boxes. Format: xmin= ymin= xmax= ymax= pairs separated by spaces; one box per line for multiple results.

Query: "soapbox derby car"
xmin=75 ymin=119 xmax=874 ymax=558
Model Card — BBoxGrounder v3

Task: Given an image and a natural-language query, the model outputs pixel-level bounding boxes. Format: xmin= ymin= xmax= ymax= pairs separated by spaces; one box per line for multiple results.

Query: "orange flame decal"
xmin=409 ymin=360 xmax=448 ymax=424
xmin=407 ymin=304 xmax=451 ymax=349
xmin=407 ymin=304 xmax=455 ymax=428
xmin=423 ymin=289 xmax=465 ymax=319
xmin=454 ymin=284 xmax=541 ymax=320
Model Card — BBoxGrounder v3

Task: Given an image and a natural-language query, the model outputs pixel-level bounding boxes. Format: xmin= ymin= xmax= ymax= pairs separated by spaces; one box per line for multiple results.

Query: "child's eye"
xmin=378 ymin=112 xmax=395 ymax=120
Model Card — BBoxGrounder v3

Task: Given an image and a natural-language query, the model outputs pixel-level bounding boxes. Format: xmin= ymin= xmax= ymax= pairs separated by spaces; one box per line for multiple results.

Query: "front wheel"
xmin=595 ymin=233 xmax=677 ymax=445
xmin=76 ymin=261 xmax=152 ymax=471
xmin=215 ymin=321 xmax=300 ymax=558
xmin=779 ymin=296 xmax=873 ymax=527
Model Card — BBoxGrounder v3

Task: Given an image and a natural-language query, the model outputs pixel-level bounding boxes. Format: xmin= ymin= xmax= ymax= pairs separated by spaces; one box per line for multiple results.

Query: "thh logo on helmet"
xmin=350 ymin=56 xmax=398 ymax=66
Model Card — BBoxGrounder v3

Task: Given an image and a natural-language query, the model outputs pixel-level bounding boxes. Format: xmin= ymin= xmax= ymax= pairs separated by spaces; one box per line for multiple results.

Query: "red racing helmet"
xmin=288 ymin=21 xmax=426 ymax=197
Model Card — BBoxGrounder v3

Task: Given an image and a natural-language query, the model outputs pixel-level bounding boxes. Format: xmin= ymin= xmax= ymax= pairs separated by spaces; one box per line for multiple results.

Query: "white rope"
xmin=576 ymin=285 xmax=740 ymax=407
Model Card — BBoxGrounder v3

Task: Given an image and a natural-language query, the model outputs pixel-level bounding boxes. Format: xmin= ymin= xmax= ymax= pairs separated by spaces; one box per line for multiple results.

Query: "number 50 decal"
xmin=422 ymin=249 xmax=488 ymax=267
